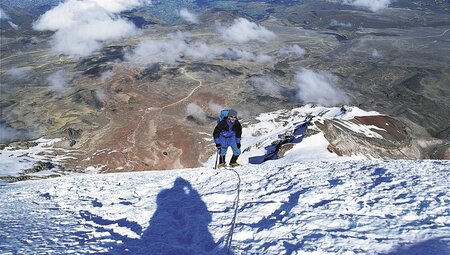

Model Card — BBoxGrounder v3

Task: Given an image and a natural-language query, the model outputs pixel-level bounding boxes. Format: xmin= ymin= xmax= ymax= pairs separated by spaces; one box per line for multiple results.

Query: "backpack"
xmin=217 ymin=109 xmax=237 ymax=123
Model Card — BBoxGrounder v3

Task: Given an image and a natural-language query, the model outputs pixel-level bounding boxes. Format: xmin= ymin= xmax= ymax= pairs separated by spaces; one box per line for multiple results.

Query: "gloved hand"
xmin=237 ymin=143 xmax=241 ymax=149
xmin=215 ymin=144 xmax=221 ymax=149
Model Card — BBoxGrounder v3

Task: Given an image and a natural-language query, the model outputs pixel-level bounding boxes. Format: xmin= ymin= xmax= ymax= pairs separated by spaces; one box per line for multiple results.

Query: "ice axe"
xmin=214 ymin=149 xmax=220 ymax=169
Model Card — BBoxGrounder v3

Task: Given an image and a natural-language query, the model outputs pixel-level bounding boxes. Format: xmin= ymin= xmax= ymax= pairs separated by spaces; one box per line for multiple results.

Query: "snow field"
xmin=1 ymin=160 xmax=449 ymax=254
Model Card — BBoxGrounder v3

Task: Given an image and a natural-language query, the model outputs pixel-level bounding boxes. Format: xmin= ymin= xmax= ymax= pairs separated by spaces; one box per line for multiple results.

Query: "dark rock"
xmin=8 ymin=141 xmax=38 ymax=150
xmin=67 ymin=128 xmax=82 ymax=140
xmin=0 ymin=175 xmax=32 ymax=182
xmin=0 ymin=173 xmax=61 ymax=183
xmin=430 ymin=143 xmax=450 ymax=160
xmin=305 ymin=128 xmax=320 ymax=138
xmin=0 ymin=100 xmax=15 ymax=109
xmin=277 ymin=143 xmax=294 ymax=158
xmin=71 ymin=90 xmax=104 ymax=109
xmin=76 ymin=46 xmax=125 ymax=77
xmin=186 ymin=63 xmax=242 ymax=76
xmin=138 ymin=63 xmax=162 ymax=81
xmin=186 ymin=115 xmax=206 ymax=125
xmin=123 ymin=14 xmax=155 ymax=28
xmin=323 ymin=32 xmax=348 ymax=41
xmin=24 ymin=161 xmax=55 ymax=174
xmin=83 ymin=65 xmax=112 ymax=77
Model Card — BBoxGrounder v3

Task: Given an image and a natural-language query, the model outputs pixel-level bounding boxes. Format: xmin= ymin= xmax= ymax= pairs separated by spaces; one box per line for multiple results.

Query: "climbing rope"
xmin=225 ymin=167 xmax=241 ymax=255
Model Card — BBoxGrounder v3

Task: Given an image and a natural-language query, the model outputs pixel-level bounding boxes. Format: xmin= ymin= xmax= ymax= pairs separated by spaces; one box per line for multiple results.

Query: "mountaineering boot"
xmin=218 ymin=155 xmax=226 ymax=168
xmin=217 ymin=163 xmax=226 ymax=168
xmin=229 ymin=155 xmax=241 ymax=167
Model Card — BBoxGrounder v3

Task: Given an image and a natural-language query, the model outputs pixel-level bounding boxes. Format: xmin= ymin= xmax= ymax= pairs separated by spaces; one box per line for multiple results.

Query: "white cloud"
xmin=89 ymin=0 xmax=150 ymax=13
xmin=0 ymin=8 xmax=10 ymax=20
xmin=7 ymin=21 xmax=19 ymax=30
xmin=0 ymin=83 xmax=13 ymax=93
xmin=219 ymin=18 xmax=276 ymax=43
xmin=0 ymin=123 xmax=33 ymax=144
xmin=279 ymin=45 xmax=306 ymax=58
xmin=330 ymin=19 xmax=353 ymax=28
xmin=221 ymin=48 xmax=273 ymax=63
xmin=208 ymin=102 xmax=224 ymax=116
xmin=295 ymin=68 xmax=349 ymax=106
xmin=6 ymin=67 xmax=33 ymax=80
xmin=249 ymin=77 xmax=282 ymax=98
xmin=255 ymin=54 xmax=274 ymax=63
xmin=371 ymin=49 xmax=382 ymax=58
xmin=186 ymin=103 xmax=207 ymax=123
xmin=179 ymin=8 xmax=199 ymax=24
xmin=126 ymin=32 xmax=190 ymax=65
xmin=47 ymin=70 xmax=72 ymax=93
xmin=95 ymin=89 xmax=107 ymax=103
xmin=100 ymin=70 xmax=114 ymax=82
xmin=33 ymin=0 xmax=150 ymax=57
xmin=126 ymin=32 xmax=273 ymax=65
xmin=340 ymin=0 xmax=392 ymax=12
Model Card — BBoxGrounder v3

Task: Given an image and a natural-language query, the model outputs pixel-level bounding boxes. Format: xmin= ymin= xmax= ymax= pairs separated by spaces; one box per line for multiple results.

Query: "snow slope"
xmin=1 ymin=160 xmax=449 ymax=255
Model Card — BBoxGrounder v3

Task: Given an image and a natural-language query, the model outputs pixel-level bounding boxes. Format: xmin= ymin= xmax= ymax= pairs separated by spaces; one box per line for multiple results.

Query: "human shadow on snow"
xmin=81 ymin=177 xmax=230 ymax=255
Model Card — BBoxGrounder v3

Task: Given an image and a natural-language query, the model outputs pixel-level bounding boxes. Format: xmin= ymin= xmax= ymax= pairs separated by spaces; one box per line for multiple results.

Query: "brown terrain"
xmin=71 ymin=65 xmax=220 ymax=171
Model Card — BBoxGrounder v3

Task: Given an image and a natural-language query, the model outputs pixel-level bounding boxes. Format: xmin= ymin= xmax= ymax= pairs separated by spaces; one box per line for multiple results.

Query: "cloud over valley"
xmin=186 ymin=103 xmax=208 ymax=124
xmin=219 ymin=18 xmax=276 ymax=43
xmin=0 ymin=123 xmax=35 ymax=144
xmin=333 ymin=0 xmax=393 ymax=12
xmin=46 ymin=70 xmax=73 ymax=93
xmin=295 ymin=68 xmax=349 ymax=106
xmin=33 ymin=0 xmax=150 ymax=57
xmin=249 ymin=77 xmax=283 ymax=98
xmin=126 ymin=32 xmax=273 ymax=66
xmin=279 ymin=45 xmax=306 ymax=58
xmin=6 ymin=67 xmax=33 ymax=80
xmin=0 ymin=8 xmax=10 ymax=20
xmin=179 ymin=8 xmax=199 ymax=24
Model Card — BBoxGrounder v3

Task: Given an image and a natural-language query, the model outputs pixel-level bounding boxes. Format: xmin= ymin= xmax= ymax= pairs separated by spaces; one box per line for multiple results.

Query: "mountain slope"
xmin=1 ymin=104 xmax=446 ymax=183
xmin=1 ymin=160 xmax=449 ymax=254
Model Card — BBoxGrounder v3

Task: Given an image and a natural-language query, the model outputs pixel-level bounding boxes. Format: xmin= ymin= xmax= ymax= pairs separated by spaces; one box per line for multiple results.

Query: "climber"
xmin=213 ymin=109 xmax=242 ymax=167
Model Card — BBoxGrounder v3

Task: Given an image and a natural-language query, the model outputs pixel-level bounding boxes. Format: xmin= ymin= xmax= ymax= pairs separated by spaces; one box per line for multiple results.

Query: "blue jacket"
xmin=213 ymin=118 xmax=242 ymax=147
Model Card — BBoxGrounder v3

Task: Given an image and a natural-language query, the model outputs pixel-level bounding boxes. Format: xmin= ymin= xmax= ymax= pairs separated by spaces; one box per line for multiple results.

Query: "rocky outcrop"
xmin=67 ymin=128 xmax=83 ymax=147
xmin=317 ymin=115 xmax=420 ymax=159
xmin=431 ymin=143 xmax=450 ymax=160
xmin=7 ymin=141 xmax=38 ymax=150
xmin=23 ymin=161 xmax=55 ymax=174
xmin=315 ymin=115 xmax=422 ymax=159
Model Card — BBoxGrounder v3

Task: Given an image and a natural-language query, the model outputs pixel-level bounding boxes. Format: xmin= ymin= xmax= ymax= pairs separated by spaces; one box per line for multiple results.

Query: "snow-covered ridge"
xmin=235 ymin=105 xmax=387 ymax=165
xmin=232 ymin=104 xmax=435 ymax=166
xmin=1 ymin=160 xmax=449 ymax=254
xmin=0 ymin=138 xmax=73 ymax=180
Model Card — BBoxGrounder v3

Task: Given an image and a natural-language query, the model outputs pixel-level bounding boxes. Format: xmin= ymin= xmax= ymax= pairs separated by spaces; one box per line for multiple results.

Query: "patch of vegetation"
xmin=128 ymin=97 xmax=141 ymax=104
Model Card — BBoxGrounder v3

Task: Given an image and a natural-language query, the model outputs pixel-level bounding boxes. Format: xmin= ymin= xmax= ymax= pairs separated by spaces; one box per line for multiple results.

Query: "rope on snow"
xmin=225 ymin=167 xmax=241 ymax=255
